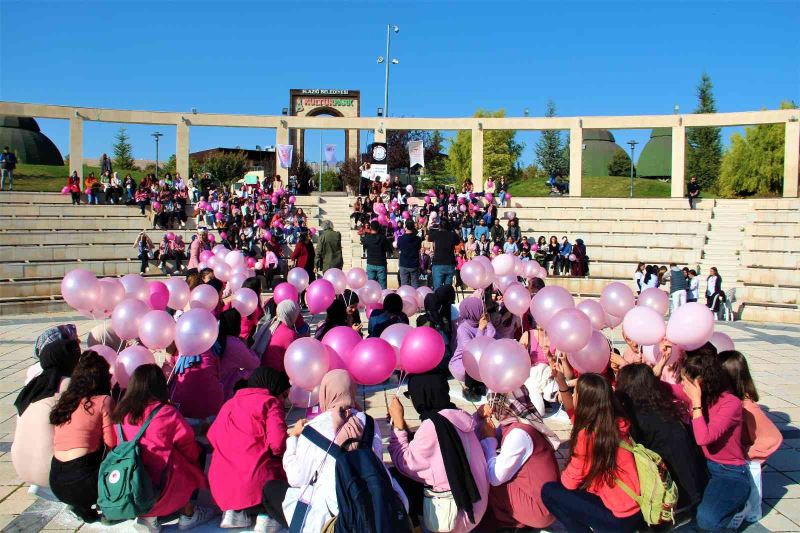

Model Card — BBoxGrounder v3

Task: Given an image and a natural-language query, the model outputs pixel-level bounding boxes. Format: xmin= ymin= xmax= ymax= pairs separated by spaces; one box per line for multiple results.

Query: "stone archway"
xmin=289 ymin=89 xmax=360 ymax=171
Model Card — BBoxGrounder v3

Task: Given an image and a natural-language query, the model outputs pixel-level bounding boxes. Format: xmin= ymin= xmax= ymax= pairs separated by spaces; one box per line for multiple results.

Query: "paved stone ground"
xmin=0 ymin=313 xmax=798 ymax=532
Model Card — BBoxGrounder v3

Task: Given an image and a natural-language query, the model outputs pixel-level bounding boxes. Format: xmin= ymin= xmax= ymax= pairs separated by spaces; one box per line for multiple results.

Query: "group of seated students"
xmin=11 ymin=265 xmax=780 ymax=532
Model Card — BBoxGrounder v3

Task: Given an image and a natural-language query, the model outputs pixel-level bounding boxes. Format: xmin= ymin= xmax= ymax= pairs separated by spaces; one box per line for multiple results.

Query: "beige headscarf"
xmin=319 ymin=370 xmax=365 ymax=451
xmin=270 ymin=299 xmax=300 ymax=334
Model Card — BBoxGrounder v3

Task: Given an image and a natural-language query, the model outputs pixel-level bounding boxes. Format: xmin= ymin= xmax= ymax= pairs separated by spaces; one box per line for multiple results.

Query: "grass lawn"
xmin=11 ymin=164 xmax=149 ymax=192
xmin=508 ymin=175 xmax=681 ymax=198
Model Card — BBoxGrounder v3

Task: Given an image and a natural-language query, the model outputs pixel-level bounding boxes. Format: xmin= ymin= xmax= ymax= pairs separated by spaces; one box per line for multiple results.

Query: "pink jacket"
xmin=207 ymin=388 xmax=288 ymax=511
xmin=188 ymin=238 xmax=208 ymax=269
xmin=171 ymin=351 xmax=224 ymax=419
xmin=120 ymin=402 xmax=206 ymax=518
xmin=218 ymin=336 xmax=261 ymax=400
xmin=261 ymin=323 xmax=298 ymax=372
xmin=389 ymin=409 xmax=489 ymax=533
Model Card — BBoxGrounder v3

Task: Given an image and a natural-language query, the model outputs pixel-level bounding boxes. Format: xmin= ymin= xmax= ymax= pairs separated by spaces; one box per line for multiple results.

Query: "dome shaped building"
xmin=0 ymin=116 xmax=64 ymax=165
xmin=636 ymin=128 xmax=672 ymax=179
xmin=581 ymin=129 xmax=629 ymax=177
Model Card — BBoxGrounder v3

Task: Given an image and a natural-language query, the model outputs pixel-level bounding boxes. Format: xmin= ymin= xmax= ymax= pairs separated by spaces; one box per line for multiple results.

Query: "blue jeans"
xmin=696 ymin=460 xmax=750 ymax=532
xmin=461 ymin=227 xmax=472 ymax=241
xmin=366 ymin=264 xmax=387 ymax=289
xmin=541 ymin=481 xmax=643 ymax=533
xmin=398 ymin=266 xmax=419 ymax=288
xmin=431 ymin=264 xmax=455 ymax=290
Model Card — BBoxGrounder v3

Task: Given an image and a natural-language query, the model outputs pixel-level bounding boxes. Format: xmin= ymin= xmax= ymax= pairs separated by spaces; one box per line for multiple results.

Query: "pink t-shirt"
xmin=53 ymin=395 xmax=117 ymax=452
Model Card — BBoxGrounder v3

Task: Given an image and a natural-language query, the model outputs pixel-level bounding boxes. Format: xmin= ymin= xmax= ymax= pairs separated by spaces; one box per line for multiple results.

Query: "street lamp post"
xmin=151 ymin=132 xmax=163 ymax=181
xmin=627 ymin=140 xmax=638 ymax=198
xmin=377 ymin=24 xmax=399 ymax=117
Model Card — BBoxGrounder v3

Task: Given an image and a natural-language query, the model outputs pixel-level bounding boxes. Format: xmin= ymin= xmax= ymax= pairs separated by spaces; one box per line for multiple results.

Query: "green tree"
xmin=112 ymin=127 xmax=136 ymax=170
xmin=686 ymin=73 xmax=723 ymax=191
xmin=608 ymin=148 xmax=634 ymax=177
xmin=446 ymin=129 xmax=472 ymax=188
xmin=534 ymin=100 xmax=568 ymax=177
xmin=718 ymin=101 xmax=797 ymax=197
xmin=339 ymin=157 xmax=362 ymax=194
xmin=199 ymin=150 xmax=248 ymax=184
xmin=162 ymin=154 xmax=199 ymax=177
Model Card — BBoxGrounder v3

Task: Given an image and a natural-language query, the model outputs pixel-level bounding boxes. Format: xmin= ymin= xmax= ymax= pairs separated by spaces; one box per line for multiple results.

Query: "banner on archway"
xmin=408 ymin=140 xmax=425 ymax=168
xmin=277 ymin=144 xmax=293 ymax=169
xmin=325 ymin=144 xmax=337 ymax=165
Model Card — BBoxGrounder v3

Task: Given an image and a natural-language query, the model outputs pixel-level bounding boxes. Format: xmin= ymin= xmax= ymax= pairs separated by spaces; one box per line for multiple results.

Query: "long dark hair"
xmin=112 ymin=364 xmax=168 ymax=424
xmin=683 ymin=344 xmax=731 ymax=420
xmin=50 ymin=351 xmax=112 ymax=426
xmin=570 ymin=373 xmax=626 ymax=488
xmin=616 ymin=364 xmax=682 ymax=422
xmin=719 ymin=350 xmax=759 ymax=402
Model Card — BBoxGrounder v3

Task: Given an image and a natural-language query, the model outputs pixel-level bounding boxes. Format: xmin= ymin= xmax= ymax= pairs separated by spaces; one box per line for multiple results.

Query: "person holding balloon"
xmin=222 ymin=277 xmax=264 ymax=344
xmin=450 ymin=297 xmax=495 ymax=401
xmin=170 ymin=316 xmax=225 ymax=421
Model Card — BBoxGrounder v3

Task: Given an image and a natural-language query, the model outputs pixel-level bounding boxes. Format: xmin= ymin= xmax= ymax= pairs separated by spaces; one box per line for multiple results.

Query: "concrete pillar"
xmin=69 ymin=115 xmax=83 ymax=189
xmin=471 ymin=127 xmax=484 ymax=189
xmin=568 ymin=127 xmax=583 ymax=196
xmin=276 ymin=125 xmax=290 ymax=181
xmin=346 ymin=129 xmax=359 ymax=163
xmin=783 ymin=121 xmax=800 ymax=198
xmin=176 ymin=120 xmax=190 ymax=181
xmin=671 ymin=125 xmax=686 ymax=198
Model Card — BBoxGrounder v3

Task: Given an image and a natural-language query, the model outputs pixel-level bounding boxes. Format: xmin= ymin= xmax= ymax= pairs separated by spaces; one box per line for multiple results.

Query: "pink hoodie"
xmin=218 ymin=336 xmax=261 ymax=400
xmin=389 ymin=409 xmax=489 ymax=533
xmin=171 ymin=351 xmax=224 ymax=420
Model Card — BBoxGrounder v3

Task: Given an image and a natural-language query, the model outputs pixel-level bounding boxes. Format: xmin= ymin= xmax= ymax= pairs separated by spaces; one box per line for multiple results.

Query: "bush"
xmin=608 ymin=149 xmax=635 ymax=177
xmin=318 ymin=170 xmax=341 ymax=192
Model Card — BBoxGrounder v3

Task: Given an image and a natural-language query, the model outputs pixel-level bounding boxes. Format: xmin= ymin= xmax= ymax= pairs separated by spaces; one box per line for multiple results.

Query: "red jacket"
xmin=290 ymin=242 xmax=312 ymax=270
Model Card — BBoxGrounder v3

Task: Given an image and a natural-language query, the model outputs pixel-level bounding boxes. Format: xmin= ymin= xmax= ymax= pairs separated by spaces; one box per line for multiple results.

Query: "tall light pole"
xmin=377 ymin=24 xmax=399 ymax=117
xmin=627 ymin=140 xmax=638 ymax=198
xmin=151 ymin=132 xmax=163 ymax=181
xmin=319 ymin=132 xmax=323 ymax=192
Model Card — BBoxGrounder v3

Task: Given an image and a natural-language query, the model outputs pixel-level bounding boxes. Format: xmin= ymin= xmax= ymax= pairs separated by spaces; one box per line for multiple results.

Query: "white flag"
xmin=277 ymin=144 xmax=293 ymax=169
xmin=325 ymin=144 xmax=337 ymax=165
xmin=408 ymin=139 xmax=425 ymax=168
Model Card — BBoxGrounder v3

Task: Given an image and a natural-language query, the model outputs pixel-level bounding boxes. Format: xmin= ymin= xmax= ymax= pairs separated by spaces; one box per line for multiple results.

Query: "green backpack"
xmin=615 ymin=440 xmax=679 ymax=526
xmin=97 ymin=405 xmax=163 ymax=521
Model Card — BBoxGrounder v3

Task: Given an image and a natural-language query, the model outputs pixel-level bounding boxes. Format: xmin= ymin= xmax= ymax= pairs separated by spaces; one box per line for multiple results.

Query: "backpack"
xmin=615 ymin=440 xmax=679 ymax=526
xmin=300 ymin=415 xmax=413 ymax=533
xmin=97 ymin=405 xmax=163 ymax=521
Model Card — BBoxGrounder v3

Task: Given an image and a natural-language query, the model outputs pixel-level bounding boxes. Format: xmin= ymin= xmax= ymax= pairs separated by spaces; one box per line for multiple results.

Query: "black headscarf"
xmin=424 ymin=285 xmax=456 ymax=331
xmin=246 ymin=367 xmax=290 ymax=397
xmin=407 ymin=371 xmax=481 ymax=524
xmin=15 ymin=339 xmax=81 ymax=415
xmin=212 ymin=308 xmax=241 ymax=357
xmin=383 ymin=293 xmax=404 ymax=315
xmin=316 ymin=299 xmax=348 ymax=340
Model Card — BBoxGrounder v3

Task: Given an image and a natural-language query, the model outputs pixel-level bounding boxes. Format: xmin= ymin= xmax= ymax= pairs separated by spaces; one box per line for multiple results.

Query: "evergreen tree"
xmin=535 ymin=100 xmax=568 ymax=177
xmin=112 ymin=127 xmax=136 ymax=170
xmin=446 ymin=129 xmax=472 ymax=188
xmin=608 ymin=148 xmax=634 ymax=176
xmin=686 ymin=74 xmax=722 ymax=191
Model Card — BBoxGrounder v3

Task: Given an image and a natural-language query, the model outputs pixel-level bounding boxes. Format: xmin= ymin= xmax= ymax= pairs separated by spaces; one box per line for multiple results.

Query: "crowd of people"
xmin=10 ymin=247 xmax=781 ymax=532
xmin=634 ymin=263 xmax=729 ymax=319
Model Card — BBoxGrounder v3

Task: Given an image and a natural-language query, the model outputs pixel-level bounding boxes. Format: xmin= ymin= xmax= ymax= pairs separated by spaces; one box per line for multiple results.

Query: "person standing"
xmin=397 ymin=219 xmax=422 ymax=288
xmin=361 ymin=221 xmax=391 ymax=289
xmin=687 ymin=176 xmax=701 ymax=210
xmin=100 ymin=153 xmax=112 ymax=176
xmin=0 ymin=146 xmax=17 ymax=191
xmin=428 ymin=219 xmax=462 ymax=290
xmin=67 ymin=171 xmax=81 ymax=205
xmin=316 ymin=220 xmax=343 ymax=272
xmin=705 ymin=267 xmax=723 ymax=315
xmin=669 ymin=263 xmax=688 ymax=313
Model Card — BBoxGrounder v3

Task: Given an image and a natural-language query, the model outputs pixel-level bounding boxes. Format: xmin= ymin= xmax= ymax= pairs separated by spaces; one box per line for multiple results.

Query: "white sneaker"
xmin=253 ymin=514 xmax=288 ymax=533
xmin=134 ymin=516 xmax=161 ymax=533
xmin=220 ymin=509 xmax=252 ymax=529
xmin=179 ymin=505 xmax=215 ymax=530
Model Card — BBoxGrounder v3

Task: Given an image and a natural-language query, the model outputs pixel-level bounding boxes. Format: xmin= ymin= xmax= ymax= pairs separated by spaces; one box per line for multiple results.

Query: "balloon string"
xmin=394 ymin=370 xmax=406 ymax=398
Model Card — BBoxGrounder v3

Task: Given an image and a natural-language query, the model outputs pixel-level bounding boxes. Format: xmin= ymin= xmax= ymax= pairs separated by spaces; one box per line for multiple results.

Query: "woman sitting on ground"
xmin=261 ymin=299 xmax=302 ymax=372
xmin=213 ymin=308 xmax=261 ymax=401
xmin=367 ymin=293 xmax=409 ymax=338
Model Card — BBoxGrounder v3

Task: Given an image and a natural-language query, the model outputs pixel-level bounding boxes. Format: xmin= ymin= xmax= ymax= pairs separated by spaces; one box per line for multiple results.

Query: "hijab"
xmin=270 ymin=299 xmax=300 ymax=334
xmin=319 ymin=370 xmax=364 ymax=451
xmin=15 ymin=338 xmax=81 ymax=415
xmin=34 ymin=325 xmax=77 ymax=360
xmin=489 ymin=386 xmax=560 ymax=450
xmin=316 ymin=299 xmax=348 ymax=340
xmin=246 ymin=367 xmax=290 ymax=398
xmin=424 ymin=285 xmax=456 ymax=331
xmin=407 ymin=371 xmax=480 ymax=523
xmin=458 ymin=297 xmax=485 ymax=327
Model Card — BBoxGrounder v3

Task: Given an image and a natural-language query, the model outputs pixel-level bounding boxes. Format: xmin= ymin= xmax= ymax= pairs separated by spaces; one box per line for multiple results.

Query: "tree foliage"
xmin=112 ymin=127 xmax=136 ymax=170
xmin=339 ymin=157 xmax=362 ymax=194
xmin=446 ymin=129 xmax=472 ymax=188
xmin=608 ymin=149 xmax=635 ymax=177
xmin=387 ymin=129 xmax=448 ymax=174
xmin=197 ymin=150 xmax=248 ymax=184
xmin=535 ymin=100 xmax=568 ymax=177
xmin=162 ymin=154 xmax=200 ymax=177
xmin=686 ymin=73 xmax=722 ymax=191
xmin=718 ymin=101 xmax=797 ymax=197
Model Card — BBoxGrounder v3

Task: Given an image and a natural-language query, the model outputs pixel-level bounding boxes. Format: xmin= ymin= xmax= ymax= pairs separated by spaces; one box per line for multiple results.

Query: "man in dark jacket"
xmin=316 ymin=220 xmax=343 ymax=272
xmin=396 ymin=219 xmax=422 ymax=288
xmin=490 ymin=218 xmax=505 ymax=246
xmin=0 ymin=146 xmax=17 ymax=191
xmin=360 ymin=221 xmax=391 ymax=289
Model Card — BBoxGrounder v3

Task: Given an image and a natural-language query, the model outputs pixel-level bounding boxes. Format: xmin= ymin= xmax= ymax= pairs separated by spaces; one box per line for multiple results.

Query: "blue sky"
xmin=1 ymin=0 xmax=798 ymax=166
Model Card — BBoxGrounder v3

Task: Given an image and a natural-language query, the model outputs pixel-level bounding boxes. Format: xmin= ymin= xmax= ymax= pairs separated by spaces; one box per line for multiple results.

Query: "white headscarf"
xmin=270 ymin=299 xmax=300 ymax=334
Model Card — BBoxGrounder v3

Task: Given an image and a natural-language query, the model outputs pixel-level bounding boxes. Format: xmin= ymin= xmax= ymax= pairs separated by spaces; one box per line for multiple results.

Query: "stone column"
xmin=671 ymin=125 xmax=686 ymax=198
xmin=176 ymin=120 xmax=190 ymax=181
xmin=569 ymin=126 xmax=583 ymax=196
xmin=346 ymin=129 xmax=360 ymax=163
xmin=276 ymin=125 xmax=290 ymax=181
xmin=69 ymin=115 xmax=83 ymax=189
xmin=471 ymin=127 xmax=484 ymax=189
xmin=783 ymin=121 xmax=800 ymax=198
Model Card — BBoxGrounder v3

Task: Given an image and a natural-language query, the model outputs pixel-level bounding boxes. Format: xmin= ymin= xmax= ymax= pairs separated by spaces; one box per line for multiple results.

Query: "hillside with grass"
xmin=11 ymin=164 xmax=149 ymax=192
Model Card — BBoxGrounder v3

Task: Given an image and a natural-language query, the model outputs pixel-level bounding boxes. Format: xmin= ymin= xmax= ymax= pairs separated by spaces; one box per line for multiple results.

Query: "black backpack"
xmin=302 ymin=415 xmax=413 ymax=533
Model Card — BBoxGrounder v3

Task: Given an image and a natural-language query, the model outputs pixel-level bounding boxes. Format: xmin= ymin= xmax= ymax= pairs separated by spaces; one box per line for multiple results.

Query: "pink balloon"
xmin=287 ymin=267 xmax=310 ymax=292
xmin=397 ymin=285 xmax=417 ymax=302
xmin=666 ymin=302 xmax=714 ymax=350
xmin=246 ymin=257 xmax=257 ymax=268
xmin=401 ymin=298 xmax=417 ymax=317
xmin=165 ymin=277 xmax=190 ymax=310
xmin=380 ymin=323 xmax=413 ymax=362
xmin=461 ymin=261 xmax=490 ymax=290
xmin=306 ymin=279 xmax=336 ymax=314
xmin=503 ymin=282 xmax=531 ymax=316
xmin=600 ymin=282 xmax=635 ymax=318
xmin=323 ymin=345 xmax=348 ymax=371
xmin=285 ymin=338 xmax=330 ymax=391
xmin=199 ymin=250 xmax=214 ymax=263
xmin=273 ymin=282 xmax=299 ymax=304
xmin=548 ymin=308 xmax=593 ymax=353
xmin=463 ymin=335 xmax=493 ymax=382
xmin=530 ymin=286 xmax=575 ymax=327
xmin=138 ymin=310 xmax=176 ymax=350
xmin=416 ymin=286 xmax=433 ymax=308
xmin=111 ymin=298 xmax=150 ymax=340
xmin=214 ymin=262 xmax=232 ymax=282
xmin=347 ymin=267 xmax=368 ymax=290
xmin=567 ymin=330 xmax=611 ymax=374
xmin=207 ymin=255 xmax=221 ymax=270
xmin=229 ymin=272 xmax=248 ymax=292
xmin=323 ymin=268 xmax=347 ymax=295
xmin=120 ymin=273 xmax=148 ymax=301
xmin=289 ymin=385 xmax=320 ymax=407
xmin=365 ymin=302 xmax=382 ymax=319
xmin=709 ymin=332 xmax=735 ymax=353
xmin=576 ymin=300 xmax=606 ymax=331
xmin=115 ymin=345 xmax=156 ymax=388
xmin=322 ymin=325 xmax=362 ymax=363
xmin=231 ymin=288 xmax=258 ymax=316
xmin=175 ymin=308 xmax=217 ymax=355
xmin=348 ymin=338 xmax=396 ymax=385
xmin=638 ymin=288 xmax=669 ymax=316
xmin=189 ymin=284 xmax=219 ymax=310
xmin=479 ymin=339 xmax=531 ymax=393
xmin=60 ymin=268 xmax=100 ymax=311
xmin=494 ymin=275 xmax=517 ymax=293
xmin=99 ymin=278 xmax=125 ymax=313
xmin=492 ymin=253 xmax=515 ymax=277
xmin=225 ymin=250 xmax=246 ymax=269
xmin=88 ymin=344 xmax=118 ymax=377
xmin=605 ymin=312 xmax=623 ymax=329
xmin=473 ymin=255 xmax=493 ymax=272
xmin=622 ymin=306 xmax=666 ymax=346
xmin=148 ymin=281 xmax=169 ymax=311
xmin=213 ymin=244 xmax=228 ymax=257
xmin=399 ymin=326 xmax=445 ymax=374
xmin=523 ymin=261 xmax=540 ymax=279
xmin=359 ymin=280 xmax=382 ymax=305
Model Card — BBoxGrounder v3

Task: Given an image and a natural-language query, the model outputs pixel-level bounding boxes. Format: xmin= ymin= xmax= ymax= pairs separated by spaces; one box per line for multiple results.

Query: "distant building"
xmin=581 ymin=129 xmax=629 ymax=177
xmin=191 ymin=147 xmax=276 ymax=172
xmin=637 ymin=128 xmax=672 ymax=179
xmin=0 ymin=116 xmax=64 ymax=165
